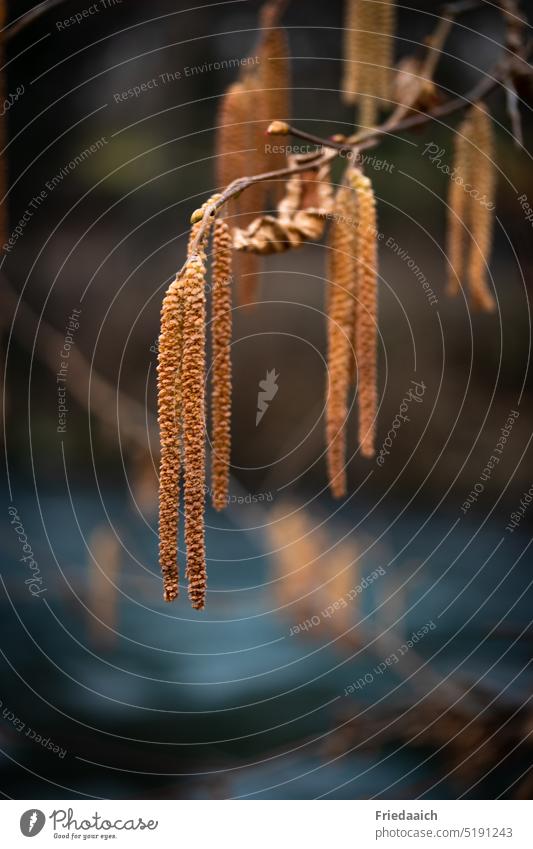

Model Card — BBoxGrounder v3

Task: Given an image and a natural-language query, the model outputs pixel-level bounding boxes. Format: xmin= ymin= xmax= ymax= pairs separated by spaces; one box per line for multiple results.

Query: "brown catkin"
xmin=216 ymin=82 xmax=250 ymax=195
xmin=181 ymin=253 xmax=208 ymax=609
xmin=258 ymin=27 xmax=291 ymax=186
xmin=326 ymin=181 xmax=358 ymax=498
xmin=211 ymin=218 xmax=233 ymax=510
xmin=342 ymin=0 xmax=395 ymax=123
xmin=375 ymin=0 xmax=396 ymax=102
xmin=466 ymin=104 xmax=496 ymax=312
xmin=0 ymin=0 xmax=8 ymax=247
xmin=342 ymin=0 xmax=361 ymax=105
xmin=446 ymin=104 xmax=496 ymax=311
xmin=358 ymin=95 xmax=378 ymax=130
xmin=157 ymin=274 xmax=184 ymax=602
xmin=232 ymin=74 xmax=263 ymax=305
xmin=446 ymin=114 xmax=473 ymax=297
xmin=351 ymin=170 xmax=378 ymax=458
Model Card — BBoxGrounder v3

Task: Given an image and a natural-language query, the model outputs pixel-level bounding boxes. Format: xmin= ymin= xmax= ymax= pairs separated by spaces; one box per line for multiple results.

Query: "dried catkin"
xmin=181 ymin=252 xmax=208 ymax=609
xmin=211 ymin=218 xmax=233 ymax=510
xmin=326 ymin=181 xmax=358 ymax=498
xmin=236 ymin=74 xmax=263 ymax=305
xmin=157 ymin=273 xmax=184 ymax=602
xmin=216 ymin=82 xmax=250 ymax=196
xmin=375 ymin=0 xmax=396 ymax=102
xmin=446 ymin=112 xmax=474 ymax=297
xmin=342 ymin=0 xmax=395 ymax=124
xmin=351 ymin=170 xmax=378 ymax=458
xmin=0 ymin=0 xmax=8 ymax=247
xmin=216 ymin=78 xmax=260 ymax=304
xmin=342 ymin=0 xmax=362 ymax=105
xmin=446 ymin=104 xmax=496 ymax=312
xmin=466 ymin=104 xmax=496 ymax=312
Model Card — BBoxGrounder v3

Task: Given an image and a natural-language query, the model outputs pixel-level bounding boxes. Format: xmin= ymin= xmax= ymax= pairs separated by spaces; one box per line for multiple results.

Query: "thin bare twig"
xmin=184 ymin=148 xmax=335 ymax=267
xmin=1 ymin=274 xmax=155 ymax=450
xmin=3 ymin=0 xmax=69 ymax=42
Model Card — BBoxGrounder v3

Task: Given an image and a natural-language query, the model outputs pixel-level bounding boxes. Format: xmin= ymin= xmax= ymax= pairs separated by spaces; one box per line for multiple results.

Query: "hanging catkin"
xmin=446 ymin=111 xmax=474 ymax=297
xmin=211 ymin=218 xmax=233 ymax=510
xmin=342 ymin=0 xmax=362 ymax=105
xmin=446 ymin=104 xmax=496 ymax=311
xmin=258 ymin=26 xmax=291 ymax=187
xmin=157 ymin=273 xmax=184 ymax=602
xmin=181 ymin=251 xmax=208 ymax=609
xmin=350 ymin=170 xmax=378 ymax=458
xmin=466 ymin=104 xmax=496 ymax=312
xmin=375 ymin=0 xmax=396 ymax=102
xmin=326 ymin=180 xmax=358 ymax=498
xmin=235 ymin=74 xmax=263 ymax=305
xmin=342 ymin=0 xmax=395 ymax=125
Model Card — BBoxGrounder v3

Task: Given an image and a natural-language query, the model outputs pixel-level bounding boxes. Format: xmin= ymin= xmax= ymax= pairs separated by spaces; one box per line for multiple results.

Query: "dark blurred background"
xmin=1 ymin=0 xmax=532 ymax=799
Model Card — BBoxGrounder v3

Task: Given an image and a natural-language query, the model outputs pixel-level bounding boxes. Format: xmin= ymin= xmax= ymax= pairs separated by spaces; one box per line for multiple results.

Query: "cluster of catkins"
xmin=157 ymin=0 xmax=499 ymax=608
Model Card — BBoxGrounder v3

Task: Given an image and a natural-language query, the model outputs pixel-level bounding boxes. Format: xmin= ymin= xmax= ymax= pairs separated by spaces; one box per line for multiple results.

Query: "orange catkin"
xmin=211 ymin=218 xmax=233 ymax=510
xmin=446 ymin=111 xmax=474 ymax=296
xmin=446 ymin=104 xmax=496 ymax=311
xmin=326 ymin=181 xmax=358 ymax=498
xmin=217 ymin=76 xmax=261 ymax=305
xmin=375 ymin=0 xmax=396 ymax=103
xmin=216 ymin=81 xmax=250 ymax=195
xmin=157 ymin=274 xmax=184 ymax=602
xmin=466 ymin=104 xmax=496 ymax=312
xmin=0 ymin=0 xmax=8 ymax=247
xmin=258 ymin=26 xmax=291 ymax=182
xmin=351 ymin=170 xmax=378 ymax=458
xmin=181 ymin=252 xmax=208 ymax=609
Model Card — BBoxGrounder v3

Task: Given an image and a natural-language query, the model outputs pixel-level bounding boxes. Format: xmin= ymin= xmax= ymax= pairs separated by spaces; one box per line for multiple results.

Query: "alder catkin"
xmin=342 ymin=0 xmax=362 ymax=105
xmin=342 ymin=0 xmax=395 ymax=124
xmin=0 ymin=0 xmax=8 ymax=247
xmin=258 ymin=26 xmax=291 ymax=185
xmin=375 ymin=0 xmax=396 ymax=102
xmin=181 ymin=253 xmax=208 ymax=609
xmin=351 ymin=170 xmax=378 ymax=458
xmin=211 ymin=218 xmax=233 ymax=510
xmin=446 ymin=104 xmax=496 ymax=311
xmin=87 ymin=524 xmax=121 ymax=646
xmin=466 ymin=104 xmax=496 ymax=312
xmin=326 ymin=182 xmax=358 ymax=498
xmin=216 ymin=82 xmax=249 ymax=194
xmin=157 ymin=274 xmax=184 ymax=602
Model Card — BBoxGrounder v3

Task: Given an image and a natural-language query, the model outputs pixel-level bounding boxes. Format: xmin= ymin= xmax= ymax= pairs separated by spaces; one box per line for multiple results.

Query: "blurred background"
xmin=1 ymin=0 xmax=533 ymax=799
